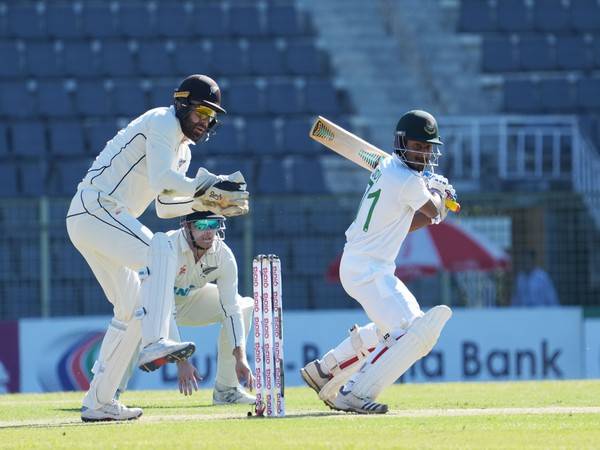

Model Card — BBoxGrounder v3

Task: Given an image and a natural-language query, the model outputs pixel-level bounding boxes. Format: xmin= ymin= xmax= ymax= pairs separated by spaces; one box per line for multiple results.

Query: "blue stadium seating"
xmin=194 ymin=5 xmax=228 ymax=37
xmin=51 ymin=240 xmax=91 ymax=278
xmin=256 ymin=159 xmax=291 ymax=194
xmin=7 ymin=4 xmax=44 ymax=38
xmin=311 ymin=278 xmax=353 ymax=309
xmin=593 ymin=38 xmax=600 ymax=69
xmin=305 ymin=80 xmax=341 ymax=114
xmin=19 ymin=161 xmax=46 ymax=196
xmin=577 ymin=78 xmax=600 ymax=110
xmin=11 ymin=122 xmax=46 ymax=157
xmin=138 ymin=42 xmax=173 ymax=77
xmin=0 ymin=123 xmax=8 ymax=156
xmin=292 ymin=158 xmax=327 ymax=193
xmin=49 ymin=121 xmax=86 ymax=156
xmin=51 ymin=159 xmax=93 ymax=197
xmin=87 ymin=120 xmax=117 ymax=152
xmin=111 ymin=80 xmax=147 ymax=117
xmin=533 ymin=0 xmax=570 ymax=32
xmin=538 ymin=78 xmax=575 ymax=112
xmin=212 ymin=41 xmax=249 ymax=75
xmin=2 ymin=283 xmax=41 ymax=318
xmin=282 ymin=279 xmax=311 ymax=309
xmin=50 ymin=282 xmax=84 ymax=317
xmin=248 ymin=41 xmax=286 ymax=76
xmin=245 ymin=118 xmax=279 ymax=154
xmin=285 ymin=41 xmax=323 ymax=75
xmin=254 ymin=237 xmax=291 ymax=261
xmin=482 ymin=36 xmax=518 ymax=72
xmin=37 ymin=81 xmax=75 ymax=118
xmin=0 ymin=42 xmax=23 ymax=77
xmin=63 ymin=42 xmax=101 ymax=77
xmin=226 ymin=80 xmax=266 ymax=115
xmin=83 ymin=282 xmax=112 ymax=315
xmin=101 ymin=41 xmax=136 ymax=77
xmin=199 ymin=158 xmax=255 ymax=188
xmin=556 ymin=36 xmax=592 ymax=71
xmin=202 ymin=121 xmax=243 ymax=153
xmin=173 ymin=41 xmax=212 ymax=76
xmin=518 ymin=36 xmax=556 ymax=71
xmin=0 ymin=164 xmax=18 ymax=197
xmin=0 ymin=82 xmax=36 ymax=118
xmin=116 ymin=3 xmax=155 ymax=39
xmin=503 ymin=79 xmax=540 ymax=112
xmin=457 ymin=0 xmax=496 ymax=33
xmin=81 ymin=4 xmax=117 ymax=38
xmin=571 ymin=0 xmax=600 ymax=32
xmin=307 ymin=205 xmax=349 ymax=234
xmin=266 ymin=80 xmax=303 ymax=114
xmin=148 ymin=81 xmax=176 ymax=108
xmin=272 ymin=202 xmax=308 ymax=235
xmin=497 ymin=0 xmax=531 ymax=32
xmin=24 ymin=42 xmax=62 ymax=77
xmin=18 ymin=241 xmax=41 ymax=279
xmin=74 ymin=80 xmax=112 ymax=117
xmin=267 ymin=5 xmax=304 ymax=36
xmin=230 ymin=5 xmax=264 ymax=37
xmin=291 ymin=238 xmax=332 ymax=275
xmin=46 ymin=4 xmax=83 ymax=39
xmin=282 ymin=118 xmax=321 ymax=154
xmin=156 ymin=3 xmax=194 ymax=38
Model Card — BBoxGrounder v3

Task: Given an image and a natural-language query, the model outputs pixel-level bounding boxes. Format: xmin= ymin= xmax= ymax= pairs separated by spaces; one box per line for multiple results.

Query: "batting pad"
xmin=83 ymin=318 xmax=142 ymax=409
xmin=350 ymin=305 xmax=452 ymax=399
xmin=141 ymin=233 xmax=177 ymax=346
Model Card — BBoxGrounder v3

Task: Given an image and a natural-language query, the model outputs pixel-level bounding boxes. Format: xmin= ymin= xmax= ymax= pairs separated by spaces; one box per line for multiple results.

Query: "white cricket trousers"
xmin=339 ymin=250 xmax=423 ymax=335
xmin=175 ymin=283 xmax=253 ymax=388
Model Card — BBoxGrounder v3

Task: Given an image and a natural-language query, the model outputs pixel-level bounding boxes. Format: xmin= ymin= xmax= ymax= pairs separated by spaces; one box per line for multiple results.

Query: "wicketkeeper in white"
xmin=66 ymin=74 xmax=250 ymax=422
xmin=301 ymin=110 xmax=455 ymax=414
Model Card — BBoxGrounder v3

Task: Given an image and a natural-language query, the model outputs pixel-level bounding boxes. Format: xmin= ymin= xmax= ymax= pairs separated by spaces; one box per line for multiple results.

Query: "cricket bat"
xmin=309 ymin=116 xmax=461 ymax=213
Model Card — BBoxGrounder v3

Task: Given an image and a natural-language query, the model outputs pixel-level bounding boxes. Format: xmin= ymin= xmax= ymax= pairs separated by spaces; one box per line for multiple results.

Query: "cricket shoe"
xmin=81 ymin=400 xmax=143 ymax=422
xmin=332 ymin=388 xmax=388 ymax=414
xmin=300 ymin=359 xmax=337 ymax=409
xmin=138 ymin=338 xmax=195 ymax=372
xmin=212 ymin=381 xmax=256 ymax=405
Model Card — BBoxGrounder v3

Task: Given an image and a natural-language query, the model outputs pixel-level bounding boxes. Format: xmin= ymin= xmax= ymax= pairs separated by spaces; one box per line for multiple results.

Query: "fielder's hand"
xmin=177 ymin=360 xmax=203 ymax=396
xmin=233 ymin=347 xmax=255 ymax=391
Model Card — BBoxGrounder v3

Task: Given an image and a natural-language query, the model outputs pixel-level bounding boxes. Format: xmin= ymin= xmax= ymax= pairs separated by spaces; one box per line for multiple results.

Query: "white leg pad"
xmin=83 ymin=318 xmax=141 ymax=409
xmin=318 ymin=323 xmax=381 ymax=402
xmin=350 ymin=305 xmax=452 ymax=400
xmin=140 ymin=232 xmax=177 ymax=346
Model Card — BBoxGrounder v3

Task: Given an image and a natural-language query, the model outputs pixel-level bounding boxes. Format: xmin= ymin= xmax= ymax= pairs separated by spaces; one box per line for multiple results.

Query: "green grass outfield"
xmin=1 ymin=381 xmax=600 ymax=449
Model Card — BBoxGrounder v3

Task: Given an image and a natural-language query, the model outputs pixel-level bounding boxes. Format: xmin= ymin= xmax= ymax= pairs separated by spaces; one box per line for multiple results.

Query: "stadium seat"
xmin=281 ymin=118 xmax=321 ymax=154
xmin=266 ymin=80 xmax=303 ymax=114
xmin=248 ymin=41 xmax=285 ymax=76
xmin=37 ymin=81 xmax=75 ymax=118
xmin=291 ymin=238 xmax=332 ymax=275
xmin=555 ymin=36 xmax=592 ymax=71
xmin=63 ymin=42 xmax=101 ymax=77
xmin=194 ymin=5 xmax=228 ymax=37
xmin=51 ymin=240 xmax=91 ymax=278
xmin=87 ymin=120 xmax=117 ymax=153
xmin=81 ymin=3 xmax=118 ymax=38
xmin=50 ymin=281 xmax=84 ymax=317
xmin=533 ymin=0 xmax=570 ymax=32
xmin=256 ymin=159 xmax=292 ymax=194
xmin=111 ymin=80 xmax=147 ymax=117
xmin=24 ymin=42 xmax=62 ymax=77
xmin=0 ymin=123 xmax=8 ymax=156
xmin=503 ymin=79 xmax=540 ymax=112
xmin=11 ymin=121 xmax=46 ymax=157
xmin=292 ymin=158 xmax=328 ymax=193
xmin=7 ymin=4 xmax=45 ymax=38
xmin=279 ymin=278 xmax=310 ymax=309
xmin=497 ymin=0 xmax=531 ymax=32
xmin=311 ymin=278 xmax=353 ymax=309
xmin=267 ymin=5 xmax=304 ymax=36
xmin=51 ymin=159 xmax=93 ymax=197
xmin=570 ymin=0 xmax=600 ymax=32
xmin=285 ymin=41 xmax=323 ymax=75
xmin=457 ymin=0 xmax=496 ymax=32
xmin=48 ymin=121 xmax=86 ymax=156
xmin=0 ymin=81 xmax=36 ymax=119
xmin=173 ymin=41 xmax=212 ymax=76
xmin=538 ymin=78 xmax=575 ymax=112
xmin=74 ymin=80 xmax=112 ymax=117
xmin=0 ymin=164 xmax=18 ymax=197
xmin=212 ymin=41 xmax=249 ymax=76
xmin=19 ymin=160 xmax=46 ymax=196
xmin=226 ymin=80 xmax=266 ymax=114
xmin=307 ymin=204 xmax=349 ymax=234
xmin=46 ymin=4 xmax=83 ymax=39
xmin=100 ymin=41 xmax=136 ymax=77
xmin=148 ymin=81 xmax=176 ymax=108
xmin=245 ymin=118 xmax=279 ymax=154
xmin=138 ymin=42 xmax=173 ymax=77
xmin=577 ymin=78 xmax=600 ymax=111
xmin=481 ymin=36 xmax=518 ymax=72
xmin=272 ymin=202 xmax=308 ymax=235
xmin=518 ymin=36 xmax=556 ymax=71
xmin=229 ymin=5 xmax=264 ymax=37
xmin=2 ymin=283 xmax=41 ymax=318
xmin=116 ymin=3 xmax=155 ymax=38
xmin=201 ymin=121 xmax=243 ymax=154
xmin=0 ymin=42 xmax=23 ymax=77
xmin=254 ymin=237 xmax=291 ymax=262
xmin=304 ymin=80 xmax=341 ymax=114
xmin=593 ymin=38 xmax=600 ymax=69
xmin=156 ymin=3 xmax=194 ymax=37
xmin=83 ymin=282 xmax=112 ymax=315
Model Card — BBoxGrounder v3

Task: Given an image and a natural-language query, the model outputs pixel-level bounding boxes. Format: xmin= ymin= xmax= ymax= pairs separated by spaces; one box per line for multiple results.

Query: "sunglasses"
xmin=191 ymin=219 xmax=222 ymax=231
xmin=193 ymin=105 xmax=217 ymax=120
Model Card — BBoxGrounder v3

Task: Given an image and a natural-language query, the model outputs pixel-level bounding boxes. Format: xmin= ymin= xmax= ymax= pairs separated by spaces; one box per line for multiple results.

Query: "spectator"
xmin=511 ymin=249 xmax=559 ymax=307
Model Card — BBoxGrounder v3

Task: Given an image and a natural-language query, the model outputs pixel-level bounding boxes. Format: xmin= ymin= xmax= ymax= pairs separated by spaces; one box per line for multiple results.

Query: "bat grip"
xmin=445 ymin=198 xmax=461 ymax=213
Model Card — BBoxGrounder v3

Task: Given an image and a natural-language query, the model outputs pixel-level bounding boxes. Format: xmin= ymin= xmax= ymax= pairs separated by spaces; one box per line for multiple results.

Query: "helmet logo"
xmin=210 ymin=85 xmax=219 ymax=94
xmin=424 ymin=121 xmax=436 ymax=135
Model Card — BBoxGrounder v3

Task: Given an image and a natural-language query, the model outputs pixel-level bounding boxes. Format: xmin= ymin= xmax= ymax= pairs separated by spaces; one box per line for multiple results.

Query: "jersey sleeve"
xmin=401 ymin=174 xmax=431 ymax=211
xmin=146 ymin=112 xmax=197 ymax=197
xmin=154 ymin=146 xmax=195 ymax=218
xmin=216 ymin=245 xmax=246 ymax=350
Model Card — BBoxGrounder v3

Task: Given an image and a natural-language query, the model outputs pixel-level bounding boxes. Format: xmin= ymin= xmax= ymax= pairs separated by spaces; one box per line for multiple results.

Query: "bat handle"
xmin=445 ymin=198 xmax=461 ymax=213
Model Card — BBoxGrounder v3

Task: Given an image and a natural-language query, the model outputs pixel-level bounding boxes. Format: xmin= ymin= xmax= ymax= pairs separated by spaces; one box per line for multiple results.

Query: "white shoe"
xmin=300 ymin=359 xmax=337 ymax=409
xmin=333 ymin=388 xmax=388 ymax=414
xmin=212 ymin=381 xmax=256 ymax=405
xmin=138 ymin=338 xmax=195 ymax=372
xmin=81 ymin=400 xmax=143 ymax=422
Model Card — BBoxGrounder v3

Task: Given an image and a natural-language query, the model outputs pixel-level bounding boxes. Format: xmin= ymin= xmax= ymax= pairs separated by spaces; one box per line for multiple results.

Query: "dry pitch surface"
xmin=1 ymin=380 xmax=599 ymax=449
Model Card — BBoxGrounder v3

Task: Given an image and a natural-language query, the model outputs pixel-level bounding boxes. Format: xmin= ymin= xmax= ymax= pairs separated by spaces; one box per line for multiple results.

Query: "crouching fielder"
xmin=167 ymin=212 xmax=255 ymax=404
xmin=301 ymin=110 xmax=455 ymax=414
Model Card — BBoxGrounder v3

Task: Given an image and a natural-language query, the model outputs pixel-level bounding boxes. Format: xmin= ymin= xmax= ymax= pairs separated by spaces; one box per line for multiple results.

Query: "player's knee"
xmin=407 ymin=305 xmax=452 ymax=357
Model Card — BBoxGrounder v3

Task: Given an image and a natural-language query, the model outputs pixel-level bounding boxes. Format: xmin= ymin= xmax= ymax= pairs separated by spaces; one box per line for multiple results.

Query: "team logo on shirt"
xmin=177 ymin=158 xmax=186 ymax=169
xmin=178 ymin=265 xmax=187 ymax=275
xmin=202 ymin=266 xmax=218 ymax=276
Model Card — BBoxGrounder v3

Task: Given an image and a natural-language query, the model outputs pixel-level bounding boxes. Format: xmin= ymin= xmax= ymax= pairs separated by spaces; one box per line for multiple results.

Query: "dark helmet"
xmin=173 ymin=75 xmax=226 ymax=143
xmin=181 ymin=211 xmax=227 ymax=250
xmin=394 ymin=109 xmax=443 ymax=170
